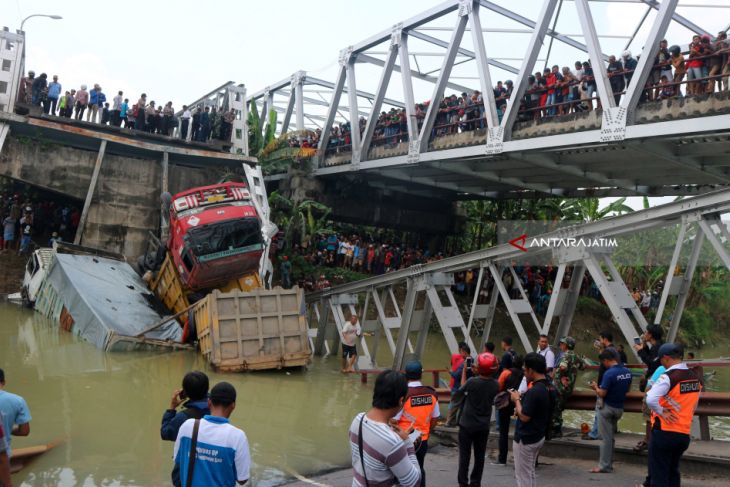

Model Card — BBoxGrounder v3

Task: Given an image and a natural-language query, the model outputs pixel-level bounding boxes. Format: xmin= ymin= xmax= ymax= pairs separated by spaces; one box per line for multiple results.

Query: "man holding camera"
xmin=162 ymin=371 xmax=211 ymax=487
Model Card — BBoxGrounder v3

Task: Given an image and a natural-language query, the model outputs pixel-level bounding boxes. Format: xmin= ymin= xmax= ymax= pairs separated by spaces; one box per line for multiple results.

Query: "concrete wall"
xmin=0 ymin=135 xmax=226 ymax=258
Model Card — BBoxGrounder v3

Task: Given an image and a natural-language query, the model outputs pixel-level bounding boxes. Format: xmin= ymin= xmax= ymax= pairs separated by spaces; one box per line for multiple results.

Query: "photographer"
xmin=161 ymin=371 xmax=210 ymax=487
xmin=161 ymin=371 xmax=211 ymax=441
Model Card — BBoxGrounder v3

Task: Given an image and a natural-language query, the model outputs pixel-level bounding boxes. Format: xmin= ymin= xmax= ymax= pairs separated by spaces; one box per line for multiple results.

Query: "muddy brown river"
xmin=0 ymin=303 xmax=727 ymax=486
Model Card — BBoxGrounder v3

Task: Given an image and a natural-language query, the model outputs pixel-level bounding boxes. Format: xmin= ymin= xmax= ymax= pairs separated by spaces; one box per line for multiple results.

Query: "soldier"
xmin=551 ymin=336 xmax=584 ymax=438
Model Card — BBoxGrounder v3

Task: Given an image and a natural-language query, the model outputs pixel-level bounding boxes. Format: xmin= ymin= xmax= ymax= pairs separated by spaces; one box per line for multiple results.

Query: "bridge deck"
xmin=0 ymin=111 xmax=255 ymax=169
xmin=315 ymin=94 xmax=730 ymax=198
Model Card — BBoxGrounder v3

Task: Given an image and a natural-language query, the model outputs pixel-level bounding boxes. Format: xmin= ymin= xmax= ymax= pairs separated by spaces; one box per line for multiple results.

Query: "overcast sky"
xmin=4 ymin=0 xmax=728 ymax=209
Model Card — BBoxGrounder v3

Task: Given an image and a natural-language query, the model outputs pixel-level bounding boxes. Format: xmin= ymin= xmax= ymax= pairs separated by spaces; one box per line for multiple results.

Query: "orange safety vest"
xmin=398 ymin=385 xmax=438 ymax=441
xmin=651 ymin=367 xmax=702 ymax=435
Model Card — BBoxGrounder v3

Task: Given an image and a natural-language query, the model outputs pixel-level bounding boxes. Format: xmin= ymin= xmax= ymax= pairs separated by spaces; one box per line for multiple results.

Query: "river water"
xmin=1 ymin=302 xmax=727 ymax=486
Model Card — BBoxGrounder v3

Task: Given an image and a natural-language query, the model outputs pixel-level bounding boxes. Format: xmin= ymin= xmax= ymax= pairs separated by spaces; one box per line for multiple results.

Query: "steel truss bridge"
xmin=232 ymin=0 xmax=730 ymax=199
xmin=304 ymin=188 xmax=730 ymax=369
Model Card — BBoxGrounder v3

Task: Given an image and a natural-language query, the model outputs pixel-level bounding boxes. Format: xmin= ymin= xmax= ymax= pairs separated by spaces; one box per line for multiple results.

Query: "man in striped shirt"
xmin=349 ymin=370 xmax=421 ymax=487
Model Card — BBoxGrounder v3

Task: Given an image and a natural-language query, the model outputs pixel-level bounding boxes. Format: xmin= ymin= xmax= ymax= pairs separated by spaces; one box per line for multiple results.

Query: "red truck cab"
xmin=168 ymin=182 xmax=263 ymax=291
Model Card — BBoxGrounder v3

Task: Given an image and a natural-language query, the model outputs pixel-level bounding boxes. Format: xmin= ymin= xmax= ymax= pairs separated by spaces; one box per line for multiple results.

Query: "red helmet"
xmin=477 ymin=352 xmax=498 ymax=375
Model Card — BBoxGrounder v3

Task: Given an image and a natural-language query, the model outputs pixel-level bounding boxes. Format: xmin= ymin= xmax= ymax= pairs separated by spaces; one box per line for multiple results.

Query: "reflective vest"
xmin=651 ymin=367 xmax=702 ymax=435
xmin=398 ymin=385 xmax=438 ymax=441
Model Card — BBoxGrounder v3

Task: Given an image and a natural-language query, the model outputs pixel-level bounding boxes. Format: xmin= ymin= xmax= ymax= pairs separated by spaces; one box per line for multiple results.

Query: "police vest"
xmin=651 ymin=367 xmax=702 ymax=435
xmin=398 ymin=385 xmax=438 ymax=441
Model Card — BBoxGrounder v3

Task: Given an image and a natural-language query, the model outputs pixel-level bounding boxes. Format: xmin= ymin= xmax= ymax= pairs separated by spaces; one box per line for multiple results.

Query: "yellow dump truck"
xmin=141 ymin=169 xmax=310 ymax=371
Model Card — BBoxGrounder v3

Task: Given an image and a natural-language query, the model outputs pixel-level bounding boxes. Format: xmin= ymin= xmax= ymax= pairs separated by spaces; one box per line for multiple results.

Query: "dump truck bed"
xmin=193 ymin=286 xmax=311 ymax=371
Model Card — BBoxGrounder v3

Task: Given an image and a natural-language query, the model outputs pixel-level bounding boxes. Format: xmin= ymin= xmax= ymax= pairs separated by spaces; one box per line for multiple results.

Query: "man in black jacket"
xmin=161 ymin=371 xmax=210 ymax=487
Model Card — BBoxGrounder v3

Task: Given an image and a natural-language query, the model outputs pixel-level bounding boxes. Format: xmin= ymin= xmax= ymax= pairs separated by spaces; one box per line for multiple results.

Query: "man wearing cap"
xmin=551 ymin=336 xmax=584 ymax=438
xmin=395 ymin=361 xmax=440 ymax=487
xmin=644 ymin=343 xmax=702 ymax=487
xmin=453 ymin=352 xmax=499 ymax=487
xmin=174 ymin=382 xmax=250 ymax=486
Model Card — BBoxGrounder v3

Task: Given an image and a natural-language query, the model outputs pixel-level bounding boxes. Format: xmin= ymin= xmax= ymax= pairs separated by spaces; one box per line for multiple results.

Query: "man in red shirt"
xmin=446 ymin=342 xmax=472 ymax=426
xmin=0 ymin=421 xmax=12 ymax=487
xmin=686 ymin=35 xmax=705 ymax=95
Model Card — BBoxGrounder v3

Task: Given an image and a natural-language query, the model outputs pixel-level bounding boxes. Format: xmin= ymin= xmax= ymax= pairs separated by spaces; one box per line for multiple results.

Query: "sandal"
xmin=633 ymin=440 xmax=648 ymax=452
xmin=590 ymin=467 xmax=612 ymax=473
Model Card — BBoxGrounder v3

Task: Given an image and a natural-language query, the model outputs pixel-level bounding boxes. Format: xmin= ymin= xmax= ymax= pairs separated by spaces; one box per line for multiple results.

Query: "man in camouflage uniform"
xmin=552 ymin=336 xmax=584 ymax=437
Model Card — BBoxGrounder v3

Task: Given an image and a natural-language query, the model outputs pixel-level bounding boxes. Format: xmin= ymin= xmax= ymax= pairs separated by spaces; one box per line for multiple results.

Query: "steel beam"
xmin=74 ymin=140 xmax=107 ymax=245
xmin=653 ymin=220 xmax=689 ymax=325
xmin=622 ymin=0 xmax=678 ymax=122
xmin=466 ymin=266 xmax=485 ymax=335
xmin=393 ymin=278 xmax=418 ymax=370
xmin=501 ymin=0 xmax=559 ymax=141
xmin=583 ymin=253 xmax=641 ymax=362
xmin=419 ymin=14 xmax=469 ymax=153
xmin=468 ymin=0 xmax=499 ymax=130
xmin=553 ymin=264 xmax=586 ymax=344
xmin=698 ymin=217 xmax=730 ymax=270
xmin=479 ymin=0 xmax=608 ymax=60
xmin=316 ymin=62 xmax=347 ymax=161
xmin=346 ymin=60 xmax=362 ymax=163
xmin=295 ymin=80 xmax=305 ymax=130
xmin=541 ymin=262 xmax=566 ymax=335
xmin=407 ymin=29 xmax=519 ymax=74
xmin=480 ymin=272 xmax=500 ymax=350
xmin=639 ymin=0 xmax=711 ymax=37
xmin=360 ymin=46 xmax=398 ymax=161
xmin=398 ymin=34 xmax=420 ymax=150
xmin=515 ymin=153 xmax=645 ymax=195
xmin=667 ymin=230 xmax=705 ymax=343
xmin=488 ymin=263 xmax=533 ymax=353
xmin=280 ymin=90 xmax=295 ymax=134
xmin=428 ymin=161 xmax=559 ymax=195
xmin=575 ymin=0 xmax=616 ymax=110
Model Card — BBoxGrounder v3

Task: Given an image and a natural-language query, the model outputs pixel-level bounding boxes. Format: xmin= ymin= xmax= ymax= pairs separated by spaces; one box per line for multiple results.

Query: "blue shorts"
xmin=3 ymin=231 xmax=14 ymax=242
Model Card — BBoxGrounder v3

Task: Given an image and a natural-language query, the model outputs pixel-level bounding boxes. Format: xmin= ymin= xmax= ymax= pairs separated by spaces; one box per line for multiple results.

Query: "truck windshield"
xmin=185 ymin=218 xmax=263 ymax=258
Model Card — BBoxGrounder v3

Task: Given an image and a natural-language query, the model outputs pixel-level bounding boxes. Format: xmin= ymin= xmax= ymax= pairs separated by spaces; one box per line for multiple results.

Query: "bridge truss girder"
xmin=240 ymin=0 xmax=727 ymax=197
xmin=305 ymin=189 xmax=730 ymax=370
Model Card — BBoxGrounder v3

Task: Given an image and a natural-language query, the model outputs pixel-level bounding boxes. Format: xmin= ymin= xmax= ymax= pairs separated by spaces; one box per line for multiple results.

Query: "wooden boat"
xmin=9 ymin=439 xmax=61 ymax=474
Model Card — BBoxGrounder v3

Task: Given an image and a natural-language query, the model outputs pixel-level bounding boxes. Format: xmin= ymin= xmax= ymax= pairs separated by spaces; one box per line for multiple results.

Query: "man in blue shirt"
xmin=589 ymin=350 xmax=632 ymax=473
xmin=174 ymin=382 xmax=250 ymax=486
xmin=46 ymin=75 xmax=62 ymax=115
xmin=0 ymin=368 xmax=32 ymax=458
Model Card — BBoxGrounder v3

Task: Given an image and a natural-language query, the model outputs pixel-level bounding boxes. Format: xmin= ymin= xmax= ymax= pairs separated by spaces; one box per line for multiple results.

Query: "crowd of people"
xmin=347 ymin=327 xmax=700 ymax=487
xmin=1 ymin=191 xmax=79 ymax=254
xmin=15 ymin=72 xmax=236 ymax=143
xmin=324 ymin=32 xmax=730 ymax=154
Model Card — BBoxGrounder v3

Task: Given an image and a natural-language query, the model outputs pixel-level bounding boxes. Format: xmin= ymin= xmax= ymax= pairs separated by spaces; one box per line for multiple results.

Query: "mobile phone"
xmin=179 ymin=390 xmax=187 ymax=400
xmin=466 ymin=357 xmax=474 ymax=367
xmin=633 ymin=337 xmax=642 ymax=345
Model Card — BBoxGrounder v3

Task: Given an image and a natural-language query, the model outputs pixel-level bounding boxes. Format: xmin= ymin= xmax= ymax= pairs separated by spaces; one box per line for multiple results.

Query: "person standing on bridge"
xmin=395 ymin=361 xmax=440 ymax=487
xmin=644 ymin=343 xmax=702 ymax=487
xmin=589 ymin=350 xmax=632 ymax=473
xmin=135 ymin=94 xmax=147 ymax=131
xmin=111 ymin=91 xmax=123 ymax=126
xmin=454 ymin=353 xmax=499 ymax=487
xmin=74 ymin=85 xmax=89 ymax=120
xmin=46 ymin=75 xmax=62 ymax=115
xmin=180 ymin=105 xmax=191 ymax=140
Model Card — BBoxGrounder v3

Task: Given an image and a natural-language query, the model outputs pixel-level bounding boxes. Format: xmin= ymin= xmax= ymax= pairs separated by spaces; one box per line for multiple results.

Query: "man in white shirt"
xmin=537 ymin=334 xmax=556 ymax=376
xmin=111 ymin=91 xmax=123 ymax=126
xmin=180 ymin=105 xmax=192 ymax=140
